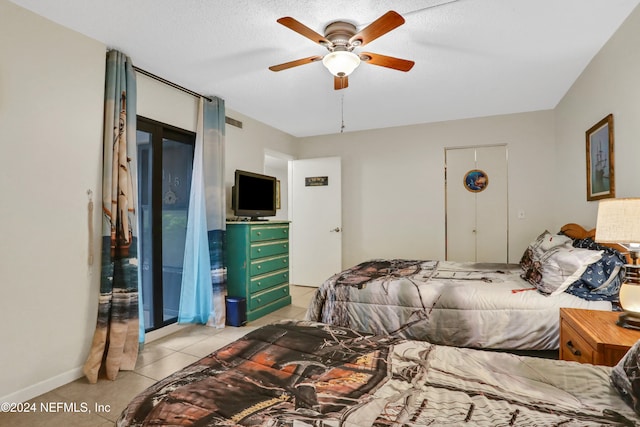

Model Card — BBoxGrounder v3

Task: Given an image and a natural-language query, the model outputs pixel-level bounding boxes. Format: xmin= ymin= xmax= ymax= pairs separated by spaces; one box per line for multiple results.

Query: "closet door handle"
xmin=565 ymin=340 xmax=582 ymax=357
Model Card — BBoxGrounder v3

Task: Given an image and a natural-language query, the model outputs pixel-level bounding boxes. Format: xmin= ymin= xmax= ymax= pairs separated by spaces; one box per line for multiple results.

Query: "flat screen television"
xmin=232 ymin=169 xmax=277 ymax=220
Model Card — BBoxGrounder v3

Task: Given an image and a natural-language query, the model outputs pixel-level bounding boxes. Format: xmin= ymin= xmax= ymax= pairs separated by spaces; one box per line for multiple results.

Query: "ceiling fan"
xmin=269 ymin=11 xmax=415 ymax=90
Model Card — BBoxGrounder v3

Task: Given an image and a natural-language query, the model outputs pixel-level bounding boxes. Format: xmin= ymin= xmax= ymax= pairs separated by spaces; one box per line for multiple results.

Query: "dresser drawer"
xmin=250 ymin=240 xmax=288 ymax=259
xmin=250 ymin=255 xmax=289 ymax=276
xmin=248 ymin=284 xmax=290 ymax=310
xmin=250 ymin=226 xmax=289 ymax=242
xmin=250 ymin=270 xmax=289 ymax=293
xmin=560 ymin=320 xmax=594 ymax=364
xmin=226 ymin=221 xmax=291 ymax=322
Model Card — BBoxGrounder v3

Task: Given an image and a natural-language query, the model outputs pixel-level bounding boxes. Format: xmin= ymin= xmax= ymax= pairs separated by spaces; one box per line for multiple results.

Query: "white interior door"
xmin=446 ymin=146 xmax=508 ymax=262
xmin=289 ymin=157 xmax=342 ymax=287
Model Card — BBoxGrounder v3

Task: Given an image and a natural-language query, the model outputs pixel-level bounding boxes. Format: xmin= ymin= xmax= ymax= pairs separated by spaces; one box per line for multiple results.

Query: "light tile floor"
xmin=0 ymin=285 xmax=317 ymax=427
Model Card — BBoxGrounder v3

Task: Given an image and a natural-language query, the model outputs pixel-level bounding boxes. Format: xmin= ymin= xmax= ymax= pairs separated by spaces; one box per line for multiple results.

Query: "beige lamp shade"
xmin=595 ymin=198 xmax=640 ymax=244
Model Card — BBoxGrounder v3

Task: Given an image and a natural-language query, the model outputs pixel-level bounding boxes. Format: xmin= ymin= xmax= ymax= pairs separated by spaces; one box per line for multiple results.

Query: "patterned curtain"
xmin=179 ymin=96 xmax=227 ymax=327
xmin=83 ymin=50 xmax=139 ymax=383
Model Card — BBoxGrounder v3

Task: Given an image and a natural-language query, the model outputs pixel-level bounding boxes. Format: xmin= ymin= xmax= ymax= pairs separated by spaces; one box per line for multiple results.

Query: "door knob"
xmin=330 ymin=227 xmax=341 ymax=232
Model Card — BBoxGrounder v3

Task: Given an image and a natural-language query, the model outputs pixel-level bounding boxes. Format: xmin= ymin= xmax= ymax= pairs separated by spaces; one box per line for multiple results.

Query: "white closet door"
xmin=445 ymin=146 xmax=508 ymax=263
xmin=445 ymin=148 xmax=477 ymax=262
xmin=475 ymin=146 xmax=508 ymax=262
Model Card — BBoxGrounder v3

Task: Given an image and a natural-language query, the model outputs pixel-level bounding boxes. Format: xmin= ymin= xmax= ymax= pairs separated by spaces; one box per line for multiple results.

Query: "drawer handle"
xmin=256 ymin=232 xmax=261 ymax=236
xmin=257 ymin=298 xmax=262 ymax=303
xmin=565 ymin=340 xmax=582 ymax=357
xmin=257 ymin=248 xmax=262 ymax=252
xmin=257 ymin=281 xmax=262 ymax=286
xmin=257 ymin=265 xmax=262 ymax=269
xmin=283 ymin=288 xmax=287 ymax=293
xmin=283 ymin=259 xmax=287 ymax=263
xmin=283 ymin=244 xmax=288 ymax=249
xmin=284 ymin=230 xmax=287 ymax=234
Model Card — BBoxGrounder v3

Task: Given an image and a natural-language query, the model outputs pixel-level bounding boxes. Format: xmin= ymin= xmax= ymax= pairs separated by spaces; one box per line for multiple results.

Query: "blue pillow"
xmin=565 ymin=238 xmax=626 ymax=303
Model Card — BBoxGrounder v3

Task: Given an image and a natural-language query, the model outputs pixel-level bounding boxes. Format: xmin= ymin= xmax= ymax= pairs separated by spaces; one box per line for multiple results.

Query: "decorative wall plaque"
xmin=305 ymin=176 xmax=329 ymax=186
xmin=464 ymin=169 xmax=488 ymax=193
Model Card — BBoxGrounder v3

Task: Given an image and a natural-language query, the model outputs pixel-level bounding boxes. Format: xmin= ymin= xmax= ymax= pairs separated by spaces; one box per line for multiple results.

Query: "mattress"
xmin=305 ymin=259 xmax=611 ymax=350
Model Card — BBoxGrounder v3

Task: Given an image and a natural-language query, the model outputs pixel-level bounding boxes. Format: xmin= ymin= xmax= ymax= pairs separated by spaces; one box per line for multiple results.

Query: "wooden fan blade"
xmin=360 ymin=52 xmax=415 ymax=72
xmin=269 ymin=56 xmax=323 ymax=72
xmin=334 ymin=76 xmax=348 ymax=90
xmin=277 ymin=17 xmax=331 ymax=46
xmin=349 ymin=11 xmax=405 ymax=47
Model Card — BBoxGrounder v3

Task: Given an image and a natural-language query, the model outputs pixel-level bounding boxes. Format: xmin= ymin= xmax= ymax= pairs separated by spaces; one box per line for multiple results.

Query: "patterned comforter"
xmin=305 ymin=259 xmax=612 ymax=350
xmin=117 ymin=320 xmax=638 ymax=426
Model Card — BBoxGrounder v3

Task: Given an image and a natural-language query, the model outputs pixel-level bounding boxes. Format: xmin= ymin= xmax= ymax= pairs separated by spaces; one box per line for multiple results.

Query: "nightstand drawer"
xmin=250 ymin=255 xmax=289 ymax=276
xmin=248 ymin=284 xmax=290 ymax=310
xmin=560 ymin=320 xmax=593 ymax=364
xmin=250 ymin=240 xmax=288 ymax=259
xmin=250 ymin=269 xmax=288 ymax=293
xmin=250 ymin=226 xmax=289 ymax=242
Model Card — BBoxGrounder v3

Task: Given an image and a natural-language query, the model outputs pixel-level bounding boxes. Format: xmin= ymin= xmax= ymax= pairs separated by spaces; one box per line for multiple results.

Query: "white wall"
xmin=553 ymin=4 xmax=640 ymax=230
xmin=0 ymin=0 xmax=106 ymax=402
xmin=137 ymin=74 xmax=199 ymax=132
xmin=297 ymin=111 xmax=556 ymax=268
xmin=224 ymin=109 xmax=298 ymax=218
xmin=264 ymin=151 xmax=293 ymax=221
xmin=295 ymin=4 xmax=640 ymax=271
xmin=138 ymin=75 xmax=299 ymax=219
xmin=0 ymin=1 xmax=298 ymax=403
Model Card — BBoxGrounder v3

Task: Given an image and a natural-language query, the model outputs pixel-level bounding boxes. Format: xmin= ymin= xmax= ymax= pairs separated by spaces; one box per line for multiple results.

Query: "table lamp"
xmin=595 ymin=198 xmax=640 ymax=329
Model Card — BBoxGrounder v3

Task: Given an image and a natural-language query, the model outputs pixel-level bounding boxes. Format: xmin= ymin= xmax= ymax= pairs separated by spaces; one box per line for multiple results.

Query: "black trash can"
xmin=225 ymin=296 xmax=247 ymax=327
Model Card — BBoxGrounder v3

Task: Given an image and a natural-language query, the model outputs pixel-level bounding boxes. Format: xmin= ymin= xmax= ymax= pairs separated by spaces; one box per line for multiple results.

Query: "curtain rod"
xmin=133 ymin=65 xmax=212 ymax=102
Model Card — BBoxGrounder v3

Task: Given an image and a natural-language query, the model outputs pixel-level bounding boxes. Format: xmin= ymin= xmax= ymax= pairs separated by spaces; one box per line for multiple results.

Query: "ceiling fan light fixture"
xmin=322 ymin=51 xmax=361 ymax=77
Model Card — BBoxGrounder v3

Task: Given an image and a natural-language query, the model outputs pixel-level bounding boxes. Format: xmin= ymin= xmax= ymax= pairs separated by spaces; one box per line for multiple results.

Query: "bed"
xmin=305 ymin=225 xmax=628 ymax=351
xmin=117 ymin=320 xmax=640 ymax=426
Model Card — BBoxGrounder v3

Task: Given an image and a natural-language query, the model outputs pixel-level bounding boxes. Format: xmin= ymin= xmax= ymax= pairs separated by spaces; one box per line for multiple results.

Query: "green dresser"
xmin=225 ymin=221 xmax=291 ymax=322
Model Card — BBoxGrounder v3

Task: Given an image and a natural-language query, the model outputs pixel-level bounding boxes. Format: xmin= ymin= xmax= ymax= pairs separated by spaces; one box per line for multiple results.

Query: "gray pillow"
xmin=520 ymin=230 xmax=603 ymax=295
xmin=611 ymin=339 xmax=640 ymax=415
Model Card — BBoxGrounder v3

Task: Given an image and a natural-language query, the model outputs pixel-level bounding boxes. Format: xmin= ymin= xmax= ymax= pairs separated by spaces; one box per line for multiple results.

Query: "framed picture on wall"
xmin=586 ymin=114 xmax=615 ymax=201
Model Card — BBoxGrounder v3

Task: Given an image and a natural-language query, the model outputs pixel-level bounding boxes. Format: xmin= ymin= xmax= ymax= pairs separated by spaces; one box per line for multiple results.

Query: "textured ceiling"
xmin=10 ymin=0 xmax=640 ymax=137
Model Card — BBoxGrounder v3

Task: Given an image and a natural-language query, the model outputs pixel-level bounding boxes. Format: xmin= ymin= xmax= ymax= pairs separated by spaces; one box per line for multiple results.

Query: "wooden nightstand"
xmin=559 ymin=308 xmax=640 ymax=366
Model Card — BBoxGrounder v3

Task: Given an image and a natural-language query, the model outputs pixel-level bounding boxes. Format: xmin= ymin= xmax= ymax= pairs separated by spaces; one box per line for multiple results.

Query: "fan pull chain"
xmin=340 ymin=93 xmax=345 ymax=133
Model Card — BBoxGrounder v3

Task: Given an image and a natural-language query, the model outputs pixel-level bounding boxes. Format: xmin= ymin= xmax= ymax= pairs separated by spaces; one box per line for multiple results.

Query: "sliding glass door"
xmin=137 ymin=117 xmax=195 ymax=331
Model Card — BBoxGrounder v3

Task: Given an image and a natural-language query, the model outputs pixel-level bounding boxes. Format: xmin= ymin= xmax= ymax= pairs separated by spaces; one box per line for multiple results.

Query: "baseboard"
xmin=0 ymin=366 xmax=84 ymax=404
xmin=1 ymin=323 xmax=191 ymax=404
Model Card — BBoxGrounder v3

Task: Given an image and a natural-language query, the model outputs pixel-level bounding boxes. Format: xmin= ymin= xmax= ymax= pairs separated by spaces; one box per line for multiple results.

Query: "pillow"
xmin=520 ymin=230 xmax=554 ymax=287
xmin=611 ymin=339 xmax=640 ymax=415
xmin=520 ymin=230 xmax=603 ymax=295
xmin=539 ymin=233 xmax=572 ymax=251
xmin=520 ymin=230 xmax=550 ymax=271
xmin=564 ymin=237 xmax=627 ymax=302
xmin=545 ymin=246 xmax=603 ymax=295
